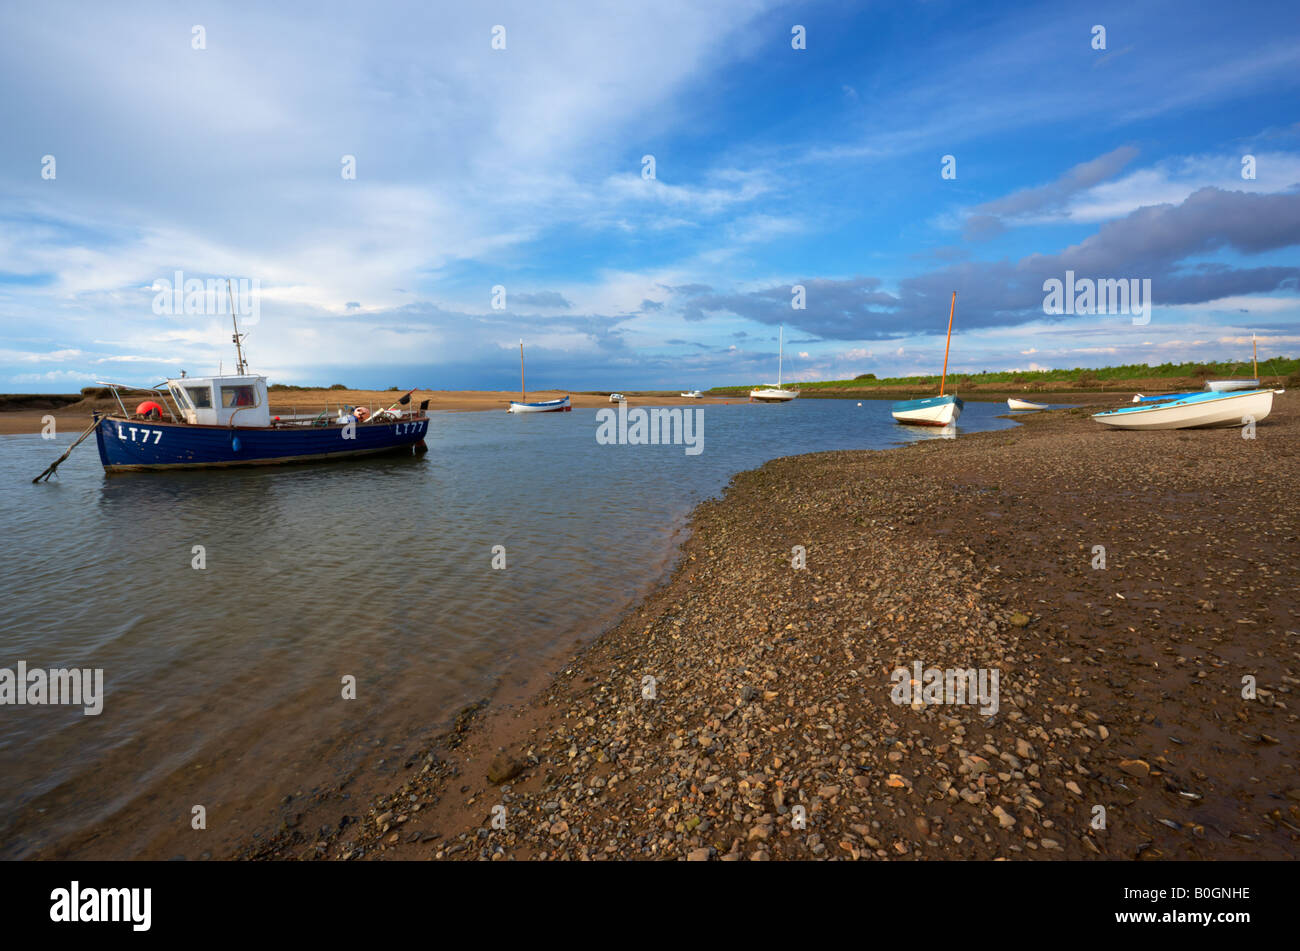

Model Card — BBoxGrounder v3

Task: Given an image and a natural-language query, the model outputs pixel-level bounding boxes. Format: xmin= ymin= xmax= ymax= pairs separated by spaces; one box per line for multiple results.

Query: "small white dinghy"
xmin=1092 ymin=389 xmax=1282 ymax=430
xmin=1007 ymin=398 xmax=1048 ymax=410
xmin=679 ymin=390 xmax=703 ymax=398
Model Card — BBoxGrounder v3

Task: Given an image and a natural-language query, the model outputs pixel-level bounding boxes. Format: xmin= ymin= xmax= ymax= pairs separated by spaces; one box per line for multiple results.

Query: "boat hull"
xmin=508 ymin=397 xmax=571 ymax=413
xmin=1007 ymin=398 xmax=1048 ymax=410
xmin=1206 ymin=379 xmax=1259 ymax=392
xmin=94 ymin=415 xmax=429 ymax=472
xmin=1093 ymin=389 xmax=1277 ymax=430
xmin=892 ymin=395 xmax=963 ymax=426
xmin=749 ymin=388 xmax=798 ymax=402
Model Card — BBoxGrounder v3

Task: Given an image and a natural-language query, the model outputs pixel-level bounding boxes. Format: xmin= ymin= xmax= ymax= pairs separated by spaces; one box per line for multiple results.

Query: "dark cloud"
xmin=675 ymin=187 xmax=1300 ymax=338
xmin=964 ymin=146 xmax=1139 ymax=239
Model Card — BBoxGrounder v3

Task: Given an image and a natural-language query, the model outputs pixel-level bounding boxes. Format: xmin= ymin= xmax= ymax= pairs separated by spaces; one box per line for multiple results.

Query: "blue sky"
xmin=1 ymin=0 xmax=1298 ymax=392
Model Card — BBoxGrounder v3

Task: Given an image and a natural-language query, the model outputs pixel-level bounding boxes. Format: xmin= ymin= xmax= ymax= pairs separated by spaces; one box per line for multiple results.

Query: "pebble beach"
xmin=236 ymin=396 xmax=1299 ymax=861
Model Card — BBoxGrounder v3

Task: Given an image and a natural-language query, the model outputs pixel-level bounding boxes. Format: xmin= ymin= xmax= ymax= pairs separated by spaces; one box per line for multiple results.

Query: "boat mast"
xmin=1252 ymin=331 xmax=1258 ymax=380
xmin=519 ymin=339 xmax=526 ymax=402
xmin=778 ymin=326 xmax=783 ymax=389
xmin=227 ymin=279 xmax=248 ymax=375
xmin=939 ymin=291 xmax=956 ymax=396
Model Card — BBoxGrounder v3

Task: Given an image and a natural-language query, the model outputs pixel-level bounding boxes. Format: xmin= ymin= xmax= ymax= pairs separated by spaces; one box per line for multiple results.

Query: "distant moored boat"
xmin=749 ymin=326 xmax=799 ymax=402
xmin=1206 ymin=332 xmax=1261 ymax=393
xmin=1007 ymin=398 xmax=1048 ymax=410
xmin=507 ymin=340 xmax=572 ymax=413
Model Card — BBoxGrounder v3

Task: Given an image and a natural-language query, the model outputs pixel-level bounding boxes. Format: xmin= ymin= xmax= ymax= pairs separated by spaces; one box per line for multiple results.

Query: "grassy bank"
xmin=709 ymin=357 xmax=1299 ymax=399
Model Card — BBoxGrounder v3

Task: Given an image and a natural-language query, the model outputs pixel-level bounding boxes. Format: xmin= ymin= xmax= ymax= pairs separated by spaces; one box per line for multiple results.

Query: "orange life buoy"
xmin=136 ymin=400 xmax=164 ymax=419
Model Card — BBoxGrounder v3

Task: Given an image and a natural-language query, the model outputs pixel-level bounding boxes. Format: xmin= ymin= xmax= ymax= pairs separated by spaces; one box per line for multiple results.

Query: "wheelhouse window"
xmin=220 ymin=385 xmax=257 ymax=408
xmin=185 ymin=386 xmax=213 ymax=408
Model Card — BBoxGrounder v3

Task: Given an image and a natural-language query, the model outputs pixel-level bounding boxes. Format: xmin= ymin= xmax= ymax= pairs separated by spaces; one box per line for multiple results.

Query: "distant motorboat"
xmin=507 ymin=340 xmax=572 ymax=413
xmin=1093 ymin=389 xmax=1281 ymax=430
xmin=749 ymin=326 xmax=799 ymax=402
xmin=1007 ymin=398 xmax=1048 ymax=410
xmin=609 ymin=392 xmax=626 ymax=402
xmin=892 ymin=291 xmax=962 ymax=427
xmin=679 ymin=390 xmax=703 ymax=398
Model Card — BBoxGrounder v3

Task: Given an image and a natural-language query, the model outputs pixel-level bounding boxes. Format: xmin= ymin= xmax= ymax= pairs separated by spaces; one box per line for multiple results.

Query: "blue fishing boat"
xmin=33 ymin=305 xmax=429 ymax=479
xmin=86 ymin=374 xmax=429 ymax=473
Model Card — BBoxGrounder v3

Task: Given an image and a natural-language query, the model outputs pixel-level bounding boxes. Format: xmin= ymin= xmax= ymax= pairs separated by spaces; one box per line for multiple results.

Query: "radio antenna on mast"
xmin=226 ymin=278 xmax=248 ymax=375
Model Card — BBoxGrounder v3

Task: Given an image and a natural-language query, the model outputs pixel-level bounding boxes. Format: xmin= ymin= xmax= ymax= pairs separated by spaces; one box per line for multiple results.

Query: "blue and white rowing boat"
xmin=1093 ymin=388 xmax=1282 ymax=430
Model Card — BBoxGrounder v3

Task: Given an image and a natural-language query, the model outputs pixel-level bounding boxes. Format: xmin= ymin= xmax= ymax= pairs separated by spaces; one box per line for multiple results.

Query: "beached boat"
xmin=507 ymin=340 xmax=572 ymax=413
xmin=892 ymin=292 xmax=963 ymax=427
xmin=609 ymin=392 xmax=626 ymax=403
xmin=1007 ymin=398 xmax=1048 ymax=410
xmin=680 ymin=390 xmax=703 ymax=398
xmin=749 ymin=327 xmax=799 ymax=402
xmin=1092 ymin=388 xmax=1281 ymax=430
xmin=1206 ymin=333 xmax=1261 ymax=393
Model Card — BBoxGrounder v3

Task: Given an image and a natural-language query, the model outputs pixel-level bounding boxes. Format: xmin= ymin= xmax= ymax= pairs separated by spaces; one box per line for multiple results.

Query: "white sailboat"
xmin=891 ymin=292 xmax=963 ymax=426
xmin=749 ymin=326 xmax=799 ymax=402
xmin=1205 ymin=332 xmax=1260 ymax=392
xmin=507 ymin=340 xmax=571 ymax=413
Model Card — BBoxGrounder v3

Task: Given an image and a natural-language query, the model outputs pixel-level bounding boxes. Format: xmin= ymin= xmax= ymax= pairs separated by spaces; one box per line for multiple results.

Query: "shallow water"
xmin=0 ymin=398 xmax=1016 ymax=857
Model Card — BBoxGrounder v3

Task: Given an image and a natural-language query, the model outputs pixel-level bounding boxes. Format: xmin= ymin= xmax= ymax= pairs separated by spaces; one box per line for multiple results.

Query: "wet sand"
xmin=235 ymin=393 xmax=1298 ymax=861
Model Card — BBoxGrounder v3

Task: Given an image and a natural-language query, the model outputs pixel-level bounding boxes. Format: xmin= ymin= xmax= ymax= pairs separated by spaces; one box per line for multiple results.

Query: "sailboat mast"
xmin=227 ymin=278 xmax=248 ymax=375
xmin=939 ymin=291 xmax=956 ymax=396
xmin=519 ymin=339 xmax=526 ymax=402
xmin=1252 ymin=331 xmax=1258 ymax=380
xmin=778 ymin=326 xmax=783 ymax=389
